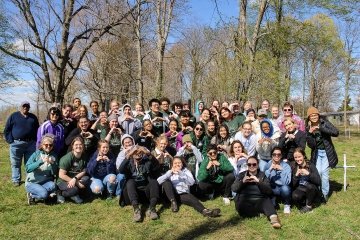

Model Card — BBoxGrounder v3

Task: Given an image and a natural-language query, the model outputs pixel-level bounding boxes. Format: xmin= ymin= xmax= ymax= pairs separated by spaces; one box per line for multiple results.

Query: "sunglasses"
xmin=272 ymin=153 xmax=282 ymax=157
xmin=208 ymin=151 xmax=217 ymax=156
xmin=283 ymin=108 xmax=292 ymax=112
xmin=247 ymin=163 xmax=257 ymax=167
xmin=195 ymin=128 xmax=203 ymax=131
xmin=43 ymin=144 xmax=53 ymax=147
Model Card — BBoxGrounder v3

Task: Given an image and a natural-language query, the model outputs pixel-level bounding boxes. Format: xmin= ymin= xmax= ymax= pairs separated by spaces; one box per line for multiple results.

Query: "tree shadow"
xmin=174 ymin=215 xmax=242 ymax=240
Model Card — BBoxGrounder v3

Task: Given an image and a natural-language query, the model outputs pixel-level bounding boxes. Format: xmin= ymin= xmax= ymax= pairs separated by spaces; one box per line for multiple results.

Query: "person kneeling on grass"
xmin=25 ymin=134 xmax=58 ymax=205
xmin=57 ymin=137 xmax=90 ymax=204
xmin=292 ymin=148 xmax=321 ymax=213
xmin=87 ymin=140 xmax=117 ymax=199
xmin=119 ymin=145 xmax=160 ymax=222
xmin=197 ymin=144 xmax=235 ymax=205
xmin=157 ymin=156 xmax=221 ymax=217
xmin=231 ymin=156 xmax=281 ymax=229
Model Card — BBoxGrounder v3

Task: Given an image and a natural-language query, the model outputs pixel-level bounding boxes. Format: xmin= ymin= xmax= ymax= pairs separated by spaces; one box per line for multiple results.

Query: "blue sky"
xmin=1 ymin=0 xmax=358 ymax=108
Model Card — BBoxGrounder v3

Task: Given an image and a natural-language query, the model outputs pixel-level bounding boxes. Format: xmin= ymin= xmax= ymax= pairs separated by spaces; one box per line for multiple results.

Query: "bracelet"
xmin=74 ymin=176 xmax=78 ymax=181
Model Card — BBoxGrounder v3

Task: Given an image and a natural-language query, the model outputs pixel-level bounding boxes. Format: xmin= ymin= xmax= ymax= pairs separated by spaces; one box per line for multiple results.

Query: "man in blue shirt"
xmin=4 ymin=101 xmax=39 ymax=186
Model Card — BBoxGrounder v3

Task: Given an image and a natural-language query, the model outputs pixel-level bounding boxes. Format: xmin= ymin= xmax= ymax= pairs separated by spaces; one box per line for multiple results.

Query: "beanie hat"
xmin=307 ymin=107 xmax=319 ymax=117
xmin=182 ymin=134 xmax=193 ymax=144
xmin=108 ymin=114 xmax=118 ymax=122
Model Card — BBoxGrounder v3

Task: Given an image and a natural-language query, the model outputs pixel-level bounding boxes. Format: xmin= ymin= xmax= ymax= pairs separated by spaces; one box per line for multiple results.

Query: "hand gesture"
xmin=249 ymin=175 xmax=259 ymax=183
xmin=206 ymin=161 xmax=213 ymax=170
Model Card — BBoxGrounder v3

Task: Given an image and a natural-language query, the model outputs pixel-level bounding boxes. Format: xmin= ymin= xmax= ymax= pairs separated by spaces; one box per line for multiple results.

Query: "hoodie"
xmin=118 ymin=104 xmax=142 ymax=135
xmin=116 ymin=134 xmax=135 ymax=170
xmin=194 ymin=100 xmax=204 ymax=121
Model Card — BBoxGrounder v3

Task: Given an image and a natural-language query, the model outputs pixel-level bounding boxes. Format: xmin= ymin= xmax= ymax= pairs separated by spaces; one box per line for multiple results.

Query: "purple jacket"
xmin=36 ymin=120 xmax=65 ymax=154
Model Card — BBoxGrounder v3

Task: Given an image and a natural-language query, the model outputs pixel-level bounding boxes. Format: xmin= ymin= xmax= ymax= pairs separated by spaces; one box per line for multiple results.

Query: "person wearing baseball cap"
xmin=306 ymin=106 xmax=339 ymax=202
xmin=4 ymin=101 xmax=39 ymax=186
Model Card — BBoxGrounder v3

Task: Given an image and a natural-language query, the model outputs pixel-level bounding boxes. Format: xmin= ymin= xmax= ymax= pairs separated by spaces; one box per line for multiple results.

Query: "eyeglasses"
xmin=283 ymin=108 xmax=292 ymax=112
xmin=195 ymin=128 xmax=203 ymax=131
xmin=43 ymin=144 xmax=53 ymax=147
xmin=247 ymin=163 xmax=257 ymax=167
xmin=208 ymin=151 xmax=217 ymax=156
xmin=272 ymin=153 xmax=282 ymax=157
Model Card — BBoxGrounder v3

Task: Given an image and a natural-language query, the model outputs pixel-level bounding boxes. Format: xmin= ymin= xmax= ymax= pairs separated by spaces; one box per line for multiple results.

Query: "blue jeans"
xmin=272 ymin=185 xmax=291 ymax=205
xmin=25 ymin=181 xmax=56 ymax=200
xmin=90 ymin=174 xmax=117 ymax=195
xmin=9 ymin=140 xmax=36 ymax=183
xmin=316 ymin=149 xmax=329 ymax=197
xmin=259 ymin=159 xmax=270 ymax=172
xmin=116 ymin=173 xmax=125 ymax=196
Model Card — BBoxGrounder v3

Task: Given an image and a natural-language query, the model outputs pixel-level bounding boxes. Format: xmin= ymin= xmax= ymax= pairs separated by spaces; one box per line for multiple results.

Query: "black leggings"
xmin=179 ymin=193 xmax=205 ymax=213
xmin=292 ymin=184 xmax=319 ymax=206
xmin=57 ymin=176 xmax=90 ymax=198
xmin=161 ymin=180 xmax=176 ymax=201
xmin=198 ymin=173 xmax=235 ymax=198
xmin=235 ymin=195 xmax=276 ymax=218
xmin=124 ymin=179 xmax=159 ymax=208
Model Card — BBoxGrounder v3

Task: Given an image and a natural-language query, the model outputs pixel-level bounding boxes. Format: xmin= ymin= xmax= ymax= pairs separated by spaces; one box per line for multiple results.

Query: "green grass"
xmin=0 ymin=132 xmax=359 ymax=240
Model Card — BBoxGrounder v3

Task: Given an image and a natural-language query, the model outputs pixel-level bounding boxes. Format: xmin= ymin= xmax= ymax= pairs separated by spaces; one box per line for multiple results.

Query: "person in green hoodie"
xmin=197 ymin=144 xmax=234 ymax=205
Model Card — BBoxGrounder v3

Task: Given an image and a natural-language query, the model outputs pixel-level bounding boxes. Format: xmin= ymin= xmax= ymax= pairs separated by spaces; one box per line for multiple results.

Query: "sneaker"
xmin=106 ymin=193 xmax=113 ymax=200
xmin=146 ymin=208 xmax=159 ymax=220
xmin=300 ymin=205 xmax=312 ymax=213
xmin=13 ymin=182 xmax=20 ymax=187
xmin=202 ymin=208 xmax=221 ymax=218
xmin=269 ymin=214 xmax=281 ymax=229
xmin=57 ymin=194 xmax=65 ymax=204
xmin=49 ymin=192 xmax=57 ymax=198
xmin=70 ymin=195 xmax=83 ymax=204
xmin=27 ymin=192 xmax=35 ymax=205
xmin=223 ymin=197 xmax=230 ymax=206
xmin=133 ymin=206 xmax=142 ymax=222
xmin=170 ymin=199 xmax=179 ymax=212
xmin=284 ymin=204 xmax=291 ymax=214
xmin=206 ymin=193 xmax=214 ymax=200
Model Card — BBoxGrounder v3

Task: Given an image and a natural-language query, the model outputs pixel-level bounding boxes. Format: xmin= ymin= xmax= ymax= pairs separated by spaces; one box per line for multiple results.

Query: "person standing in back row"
xmin=4 ymin=101 xmax=39 ymax=186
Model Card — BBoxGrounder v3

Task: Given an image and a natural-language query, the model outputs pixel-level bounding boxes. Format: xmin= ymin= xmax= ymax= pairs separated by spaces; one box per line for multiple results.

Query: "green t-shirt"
xmin=96 ymin=123 xmax=109 ymax=140
xmin=57 ymin=152 xmax=86 ymax=183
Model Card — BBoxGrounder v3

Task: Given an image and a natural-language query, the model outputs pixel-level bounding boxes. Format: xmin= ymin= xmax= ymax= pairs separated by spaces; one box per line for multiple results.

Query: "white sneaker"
xmin=284 ymin=204 xmax=291 ymax=214
xmin=223 ymin=197 xmax=230 ymax=205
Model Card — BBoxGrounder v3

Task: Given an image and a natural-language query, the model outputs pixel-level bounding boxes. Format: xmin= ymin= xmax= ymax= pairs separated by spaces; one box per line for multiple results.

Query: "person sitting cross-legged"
xmin=232 ymin=156 xmax=282 ymax=229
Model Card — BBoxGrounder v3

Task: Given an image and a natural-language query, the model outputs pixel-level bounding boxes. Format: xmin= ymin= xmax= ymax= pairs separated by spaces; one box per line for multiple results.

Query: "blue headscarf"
xmin=260 ymin=119 xmax=274 ymax=138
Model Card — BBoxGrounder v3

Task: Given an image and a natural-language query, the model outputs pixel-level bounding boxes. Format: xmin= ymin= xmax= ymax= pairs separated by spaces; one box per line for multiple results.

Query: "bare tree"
xmin=154 ymin=0 xmax=175 ymax=97
xmin=0 ymin=0 xmax=143 ymax=104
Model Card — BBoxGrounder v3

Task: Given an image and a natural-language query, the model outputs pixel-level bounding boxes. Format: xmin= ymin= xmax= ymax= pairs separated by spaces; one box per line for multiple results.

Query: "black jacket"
xmin=291 ymin=162 xmax=321 ymax=188
xmin=231 ymin=171 xmax=273 ymax=198
xmin=278 ymin=130 xmax=306 ymax=162
xmin=306 ymin=117 xmax=339 ymax=168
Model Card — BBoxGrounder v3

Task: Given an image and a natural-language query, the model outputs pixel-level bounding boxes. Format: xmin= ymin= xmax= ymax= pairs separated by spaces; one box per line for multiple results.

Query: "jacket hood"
xmin=121 ymin=134 xmax=135 ymax=145
xmin=194 ymin=100 xmax=204 ymax=115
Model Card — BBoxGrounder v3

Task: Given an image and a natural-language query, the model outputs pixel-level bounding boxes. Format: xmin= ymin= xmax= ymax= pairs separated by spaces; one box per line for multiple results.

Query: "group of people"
xmin=4 ymin=97 xmax=339 ymax=228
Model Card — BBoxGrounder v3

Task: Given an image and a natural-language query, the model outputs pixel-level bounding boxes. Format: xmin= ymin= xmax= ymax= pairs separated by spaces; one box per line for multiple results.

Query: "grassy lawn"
xmin=0 ymin=128 xmax=359 ymax=239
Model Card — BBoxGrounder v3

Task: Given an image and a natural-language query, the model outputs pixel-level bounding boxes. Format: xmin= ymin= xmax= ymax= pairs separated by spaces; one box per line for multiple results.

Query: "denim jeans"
xmin=272 ymin=185 xmax=291 ymax=205
xmin=90 ymin=174 xmax=117 ymax=195
xmin=9 ymin=140 xmax=36 ymax=183
xmin=316 ymin=149 xmax=329 ymax=197
xmin=259 ymin=159 xmax=270 ymax=172
xmin=115 ymin=173 xmax=125 ymax=196
xmin=25 ymin=181 xmax=56 ymax=200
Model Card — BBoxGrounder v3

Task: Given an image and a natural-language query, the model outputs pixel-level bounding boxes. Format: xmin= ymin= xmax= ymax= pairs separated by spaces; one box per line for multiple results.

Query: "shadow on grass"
xmin=174 ymin=215 xmax=241 ymax=240
xmin=329 ymin=180 xmax=344 ymax=197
